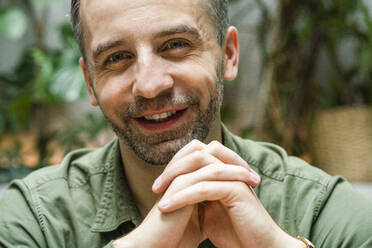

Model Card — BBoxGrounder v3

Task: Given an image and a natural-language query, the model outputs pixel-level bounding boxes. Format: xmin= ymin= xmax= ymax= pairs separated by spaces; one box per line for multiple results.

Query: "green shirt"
xmin=1 ymin=125 xmax=372 ymax=248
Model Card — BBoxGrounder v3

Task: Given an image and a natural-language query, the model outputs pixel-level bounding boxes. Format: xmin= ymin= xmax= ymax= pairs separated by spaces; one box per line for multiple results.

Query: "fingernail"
xmin=152 ymin=176 xmax=162 ymax=190
xmin=250 ymin=170 xmax=260 ymax=184
xmin=158 ymin=199 xmax=171 ymax=209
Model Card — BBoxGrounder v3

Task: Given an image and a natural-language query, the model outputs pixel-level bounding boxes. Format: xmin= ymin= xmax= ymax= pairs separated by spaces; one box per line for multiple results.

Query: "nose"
xmin=132 ymin=50 xmax=174 ymax=99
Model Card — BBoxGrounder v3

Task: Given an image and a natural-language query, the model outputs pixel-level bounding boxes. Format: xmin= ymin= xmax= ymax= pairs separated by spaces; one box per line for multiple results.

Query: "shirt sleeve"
xmin=310 ymin=179 xmax=372 ymax=247
xmin=0 ymin=181 xmax=47 ymax=247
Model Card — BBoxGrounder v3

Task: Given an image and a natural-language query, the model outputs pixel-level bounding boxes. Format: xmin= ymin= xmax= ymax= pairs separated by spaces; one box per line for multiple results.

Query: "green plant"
xmin=253 ymin=0 xmax=372 ymax=156
xmin=0 ymin=0 xmax=109 ymax=178
xmin=56 ymin=113 xmax=110 ymax=154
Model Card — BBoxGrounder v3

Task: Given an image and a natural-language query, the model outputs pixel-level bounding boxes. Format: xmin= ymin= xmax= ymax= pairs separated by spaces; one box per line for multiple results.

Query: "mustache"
xmin=121 ymin=92 xmax=198 ymax=117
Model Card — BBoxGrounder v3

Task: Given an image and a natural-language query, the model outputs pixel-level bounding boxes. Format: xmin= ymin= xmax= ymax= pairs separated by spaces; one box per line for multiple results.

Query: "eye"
xmin=162 ymin=39 xmax=190 ymax=51
xmin=107 ymin=52 xmax=133 ymax=63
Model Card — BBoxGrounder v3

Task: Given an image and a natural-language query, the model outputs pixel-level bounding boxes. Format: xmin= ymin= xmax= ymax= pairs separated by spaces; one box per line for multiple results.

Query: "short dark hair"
xmin=70 ymin=0 xmax=229 ymax=61
xmin=206 ymin=0 xmax=229 ymax=45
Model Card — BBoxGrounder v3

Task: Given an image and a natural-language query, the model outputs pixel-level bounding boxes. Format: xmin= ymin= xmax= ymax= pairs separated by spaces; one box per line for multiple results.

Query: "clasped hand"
xmin=114 ymin=140 xmax=303 ymax=248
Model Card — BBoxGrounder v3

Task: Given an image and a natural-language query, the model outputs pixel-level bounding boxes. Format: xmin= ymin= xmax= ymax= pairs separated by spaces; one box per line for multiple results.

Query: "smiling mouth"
xmin=134 ymin=109 xmax=187 ymax=130
xmin=143 ymin=110 xmax=177 ymax=122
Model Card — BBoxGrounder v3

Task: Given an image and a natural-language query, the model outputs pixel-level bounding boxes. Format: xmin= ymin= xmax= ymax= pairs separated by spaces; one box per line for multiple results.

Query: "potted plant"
xmin=253 ymin=0 xmax=372 ymax=181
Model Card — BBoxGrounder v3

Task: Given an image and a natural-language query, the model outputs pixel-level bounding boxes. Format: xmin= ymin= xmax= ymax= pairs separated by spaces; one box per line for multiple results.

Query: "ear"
xmin=80 ymin=57 xmax=98 ymax=106
xmin=223 ymin=26 xmax=240 ymax=81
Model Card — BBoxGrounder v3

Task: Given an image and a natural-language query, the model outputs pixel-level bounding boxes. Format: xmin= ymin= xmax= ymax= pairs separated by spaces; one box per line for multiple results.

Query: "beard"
xmin=102 ymin=62 xmax=225 ymax=165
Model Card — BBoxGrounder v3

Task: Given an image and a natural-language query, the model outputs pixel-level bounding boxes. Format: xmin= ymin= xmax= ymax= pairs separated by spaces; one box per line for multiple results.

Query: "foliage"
xmin=0 ymin=0 xmax=108 ymax=179
xmin=0 ymin=24 xmax=86 ymax=133
xmin=56 ymin=113 xmax=110 ymax=155
xmin=255 ymin=0 xmax=372 ymax=156
xmin=0 ymin=6 xmax=28 ymax=40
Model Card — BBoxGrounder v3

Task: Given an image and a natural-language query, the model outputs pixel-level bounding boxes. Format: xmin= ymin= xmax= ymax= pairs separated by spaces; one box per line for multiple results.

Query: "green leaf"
xmin=0 ymin=7 xmax=28 ymax=40
xmin=50 ymin=65 xmax=86 ymax=102
xmin=9 ymin=96 xmax=33 ymax=127
xmin=31 ymin=49 xmax=55 ymax=101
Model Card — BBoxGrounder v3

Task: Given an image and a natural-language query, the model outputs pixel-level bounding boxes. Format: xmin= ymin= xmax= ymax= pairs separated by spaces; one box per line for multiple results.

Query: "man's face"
xmin=81 ymin=0 xmax=227 ymax=165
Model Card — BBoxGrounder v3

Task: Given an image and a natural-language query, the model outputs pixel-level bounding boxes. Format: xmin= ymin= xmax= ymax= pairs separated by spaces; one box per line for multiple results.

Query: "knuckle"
xmin=189 ymin=139 xmax=204 ymax=149
xmin=209 ymin=164 xmax=224 ymax=177
xmin=190 ymin=139 xmax=202 ymax=145
xmin=173 ymin=173 xmax=185 ymax=183
xmin=196 ymin=182 xmax=209 ymax=195
xmin=193 ymin=150 xmax=207 ymax=164
xmin=207 ymin=140 xmax=222 ymax=154
xmin=209 ymin=140 xmax=221 ymax=146
xmin=241 ymin=168 xmax=251 ymax=179
xmin=209 ymin=140 xmax=220 ymax=148
xmin=161 ymin=166 xmax=173 ymax=178
xmin=164 ymin=159 xmax=175 ymax=171
xmin=171 ymin=174 xmax=186 ymax=188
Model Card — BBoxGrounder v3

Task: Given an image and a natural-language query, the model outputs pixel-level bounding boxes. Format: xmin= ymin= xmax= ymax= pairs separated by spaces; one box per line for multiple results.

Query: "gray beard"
xmin=103 ymin=62 xmax=225 ymax=165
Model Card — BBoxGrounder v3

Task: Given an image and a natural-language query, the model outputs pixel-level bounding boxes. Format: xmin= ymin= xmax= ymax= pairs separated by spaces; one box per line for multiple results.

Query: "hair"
xmin=70 ymin=0 xmax=229 ymax=60
xmin=206 ymin=0 xmax=229 ymax=45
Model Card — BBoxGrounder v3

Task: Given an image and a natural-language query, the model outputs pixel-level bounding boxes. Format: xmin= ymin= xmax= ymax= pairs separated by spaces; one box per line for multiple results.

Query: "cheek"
xmin=95 ymin=75 xmax=132 ymax=116
xmin=172 ymin=59 xmax=217 ymax=109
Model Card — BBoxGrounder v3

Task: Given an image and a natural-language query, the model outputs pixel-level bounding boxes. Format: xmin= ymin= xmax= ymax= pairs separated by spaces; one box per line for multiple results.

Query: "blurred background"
xmin=0 ymin=0 xmax=372 ymax=200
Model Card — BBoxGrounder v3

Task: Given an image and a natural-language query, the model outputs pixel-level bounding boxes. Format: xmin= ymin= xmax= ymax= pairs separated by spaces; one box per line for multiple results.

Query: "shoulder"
xmin=20 ymin=138 xmax=119 ymax=191
xmin=0 ymin=138 xmax=120 ymax=224
xmin=223 ymin=127 xmax=331 ymax=185
xmin=223 ymin=126 xmax=372 ymax=244
xmin=226 ymin=132 xmax=334 ymax=208
xmin=5 ymin=138 xmax=121 ymax=220
xmin=0 ymin=138 xmax=121 ymax=246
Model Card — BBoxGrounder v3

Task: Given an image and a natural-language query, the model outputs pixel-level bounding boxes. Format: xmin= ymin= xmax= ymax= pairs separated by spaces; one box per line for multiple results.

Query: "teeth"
xmin=144 ymin=111 xmax=177 ymax=121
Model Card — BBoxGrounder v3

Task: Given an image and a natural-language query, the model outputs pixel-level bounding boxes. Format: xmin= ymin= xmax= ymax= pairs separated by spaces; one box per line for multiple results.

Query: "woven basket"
xmin=310 ymin=106 xmax=372 ymax=182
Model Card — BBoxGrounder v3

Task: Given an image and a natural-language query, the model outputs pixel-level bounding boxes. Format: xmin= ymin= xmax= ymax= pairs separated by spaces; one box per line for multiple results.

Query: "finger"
xmin=178 ymin=207 xmax=203 ymax=248
xmin=154 ymin=142 xmax=261 ymax=193
xmin=158 ymin=162 xmax=257 ymax=209
xmin=190 ymin=163 xmax=259 ymax=188
xmin=158 ymin=181 xmax=252 ymax=213
xmin=204 ymin=141 xmax=260 ymax=183
xmin=204 ymin=141 xmax=249 ymax=169
xmin=201 ymin=202 xmax=242 ymax=248
xmin=170 ymin=139 xmax=206 ymax=163
xmin=153 ymin=139 xmax=206 ymax=193
xmin=175 ymin=163 xmax=257 ymax=190
xmin=152 ymin=150 xmax=221 ymax=193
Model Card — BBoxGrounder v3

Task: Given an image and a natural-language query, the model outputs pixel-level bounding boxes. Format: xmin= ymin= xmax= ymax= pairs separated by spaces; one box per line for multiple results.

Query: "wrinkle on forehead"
xmin=81 ymin=0 xmax=206 ymax=32
xmin=80 ymin=0 xmax=216 ymax=60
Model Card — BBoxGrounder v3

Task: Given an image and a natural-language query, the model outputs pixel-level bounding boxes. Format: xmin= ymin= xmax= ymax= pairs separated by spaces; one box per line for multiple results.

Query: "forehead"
xmin=80 ymin=0 xmax=214 ymax=53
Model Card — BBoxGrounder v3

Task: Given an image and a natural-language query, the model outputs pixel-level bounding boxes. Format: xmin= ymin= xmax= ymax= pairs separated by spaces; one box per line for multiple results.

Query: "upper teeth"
xmin=144 ymin=111 xmax=177 ymax=121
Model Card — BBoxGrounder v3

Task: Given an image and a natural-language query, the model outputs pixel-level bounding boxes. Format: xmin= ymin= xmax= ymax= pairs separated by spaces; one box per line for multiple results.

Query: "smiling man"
xmin=0 ymin=0 xmax=372 ymax=247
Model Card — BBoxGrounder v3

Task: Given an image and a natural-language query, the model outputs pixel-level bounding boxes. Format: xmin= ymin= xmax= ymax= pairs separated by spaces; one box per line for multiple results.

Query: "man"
xmin=0 ymin=0 xmax=371 ymax=247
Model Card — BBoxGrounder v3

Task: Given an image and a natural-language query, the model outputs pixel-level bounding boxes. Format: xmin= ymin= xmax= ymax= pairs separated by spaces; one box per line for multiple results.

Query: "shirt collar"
xmin=91 ymin=123 xmax=282 ymax=232
xmin=221 ymin=123 xmax=285 ymax=181
xmin=90 ymin=125 xmax=239 ymax=233
xmin=91 ymin=138 xmax=142 ymax=233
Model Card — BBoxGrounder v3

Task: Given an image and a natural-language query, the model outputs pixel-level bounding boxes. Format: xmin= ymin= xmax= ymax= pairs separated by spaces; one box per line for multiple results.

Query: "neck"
xmin=119 ymin=120 xmax=222 ymax=217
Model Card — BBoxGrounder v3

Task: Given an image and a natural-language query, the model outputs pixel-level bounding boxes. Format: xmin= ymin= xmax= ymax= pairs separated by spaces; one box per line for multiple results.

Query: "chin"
xmin=116 ymin=121 xmax=209 ymax=165
xmin=130 ymin=127 xmax=203 ymax=165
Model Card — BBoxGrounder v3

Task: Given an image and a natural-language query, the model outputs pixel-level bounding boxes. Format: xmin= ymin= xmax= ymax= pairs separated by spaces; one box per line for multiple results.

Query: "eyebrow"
xmin=154 ymin=25 xmax=202 ymax=40
xmin=92 ymin=25 xmax=202 ymax=64
xmin=93 ymin=40 xmax=126 ymax=64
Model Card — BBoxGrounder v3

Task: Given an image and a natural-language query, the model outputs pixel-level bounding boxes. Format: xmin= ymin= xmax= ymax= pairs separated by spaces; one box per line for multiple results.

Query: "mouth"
xmin=134 ymin=108 xmax=187 ymax=131
xmin=143 ymin=110 xmax=178 ymax=122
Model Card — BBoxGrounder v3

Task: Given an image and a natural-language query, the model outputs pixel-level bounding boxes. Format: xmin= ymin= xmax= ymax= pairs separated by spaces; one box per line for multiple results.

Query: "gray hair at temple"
xmin=70 ymin=0 xmax=229 ymax=61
